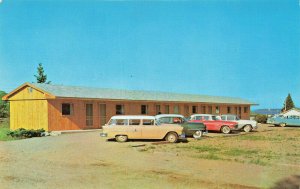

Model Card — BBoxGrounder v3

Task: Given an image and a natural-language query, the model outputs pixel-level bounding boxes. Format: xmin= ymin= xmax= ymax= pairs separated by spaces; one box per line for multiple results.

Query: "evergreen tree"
xmin=281 ymin=93 xmax=295 ymax=112
xmin=0 ymin=91 xmax=9 ymax=118
xmin=34 ymin=63 xmax=51 ymax=84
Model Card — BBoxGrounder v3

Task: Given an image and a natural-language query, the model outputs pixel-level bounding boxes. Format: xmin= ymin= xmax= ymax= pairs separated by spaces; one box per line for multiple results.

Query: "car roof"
xmin=155 ymin=114 xmax=185 ymax=119
xmin=110 ymin=115 xmax=155 ymax=120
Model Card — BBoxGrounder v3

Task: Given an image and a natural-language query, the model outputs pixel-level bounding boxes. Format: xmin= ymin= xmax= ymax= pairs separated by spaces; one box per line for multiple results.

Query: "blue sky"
xmin=0 ymin=0 xmax=299 ymax=109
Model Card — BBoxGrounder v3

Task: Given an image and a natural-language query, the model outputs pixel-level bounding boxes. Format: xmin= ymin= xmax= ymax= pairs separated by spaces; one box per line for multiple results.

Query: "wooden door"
xmin=99 ymin=104 xmax=106 ymax=128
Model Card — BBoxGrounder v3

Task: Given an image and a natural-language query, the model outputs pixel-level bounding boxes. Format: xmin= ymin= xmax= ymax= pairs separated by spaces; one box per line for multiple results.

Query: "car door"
xmin=127 ymin=119 xmax=142 ymax=139
xmin=141 ymin=119 xmax=164 ymax=139
xmin=202 ymin=116 xmax=217 ymax=131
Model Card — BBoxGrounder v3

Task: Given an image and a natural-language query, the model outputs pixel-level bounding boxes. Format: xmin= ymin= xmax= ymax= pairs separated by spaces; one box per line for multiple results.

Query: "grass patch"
xmin=177 ymin=145 xmax=220 ymax=153
xmin=223 ymin=148 xmax=259 ymax=157
xmin=238 ymin=135 xmax=268 ymax=141
xmin=249 ymin=158 xmax=268 ymax=166
xmin=193 ymin=153 xmax=223 ymax=160
xmin=0 ymin=118 xmax=15 ymax=141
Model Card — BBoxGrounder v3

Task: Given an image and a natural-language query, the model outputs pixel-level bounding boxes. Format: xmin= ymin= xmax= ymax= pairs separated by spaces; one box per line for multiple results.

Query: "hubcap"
xmin=244 ymin=126 xmax=251 ymax=132
xmin=168 ymin=135 xmax=175 ymax=142
xmin=223 ymin=127 xmax=230 ymax=133
xmin=193 ymin=131 xmax=202 ymax=139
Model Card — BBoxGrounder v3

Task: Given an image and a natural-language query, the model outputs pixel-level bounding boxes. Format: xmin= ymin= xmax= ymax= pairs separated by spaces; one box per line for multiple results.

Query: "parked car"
xmin=221 ymin=114 xmax=258 ymax=132
xmin=155 ymin=114 xmax=207 ymax=139
xmin=189 ymin=114 xmax=238 ymax=134
xmin=100 ymin=115 xmax=185 ymax=143
xmin=267 ymin=115 xmax=300 ymax=127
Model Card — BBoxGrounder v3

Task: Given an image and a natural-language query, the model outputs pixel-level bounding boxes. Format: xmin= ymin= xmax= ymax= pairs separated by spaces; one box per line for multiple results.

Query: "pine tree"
xmin=34 ymin=63 xmax=51 ymax=84
xmin=281 ymin=93 xmax=295 ymax=112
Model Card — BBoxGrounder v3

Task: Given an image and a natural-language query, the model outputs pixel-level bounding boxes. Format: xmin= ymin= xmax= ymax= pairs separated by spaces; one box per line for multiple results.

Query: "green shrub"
xmin=7 ymin=128 xmax=45 ymax=138
xmin=255 ymin=114 xmax=268 ymax=123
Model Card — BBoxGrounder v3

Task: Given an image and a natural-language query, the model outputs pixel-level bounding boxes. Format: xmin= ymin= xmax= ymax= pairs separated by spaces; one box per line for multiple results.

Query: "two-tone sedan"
xmin=155 ymin=114 xmax=207 ymax=139
xmin=189 ymin=114 xmax=238 ymax=134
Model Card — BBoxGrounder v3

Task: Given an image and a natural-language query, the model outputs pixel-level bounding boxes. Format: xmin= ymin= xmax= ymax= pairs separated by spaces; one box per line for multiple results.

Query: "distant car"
xmin=189 ymin=114 xmax=238 ymax=134
xmin=221 ymin=114 xmax=258 ymax=132
xmin=100 ymin=115 xmax=185 ymax=143
xmin=267 ymin=115 xmax=300 ymax=127
xmin=155 ymin=114 xmax=207 ymax=139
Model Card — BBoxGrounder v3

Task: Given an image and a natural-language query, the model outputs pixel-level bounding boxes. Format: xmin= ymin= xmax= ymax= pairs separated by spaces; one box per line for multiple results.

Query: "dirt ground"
xmin=0 ymin=124 xmax=299 ymax=189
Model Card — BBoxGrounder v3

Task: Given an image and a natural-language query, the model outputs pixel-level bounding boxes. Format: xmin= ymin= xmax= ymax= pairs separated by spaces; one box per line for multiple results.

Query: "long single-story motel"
xmin=2 ymin=82 xmax=256 ymax=131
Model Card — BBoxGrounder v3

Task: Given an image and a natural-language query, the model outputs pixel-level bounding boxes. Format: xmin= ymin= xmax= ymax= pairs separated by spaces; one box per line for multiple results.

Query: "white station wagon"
xmin=100 ymin=115 xmax=185 ymax=143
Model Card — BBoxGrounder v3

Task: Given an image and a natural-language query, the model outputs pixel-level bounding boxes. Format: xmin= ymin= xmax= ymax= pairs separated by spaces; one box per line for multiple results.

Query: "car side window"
xmin=221 ymin=116 xmax=226 ymax=120
xmin=142 ymin=119 xmax=155 ymax=125
xmin=204 ymin=116 xmax=210 ymax=120
xmin=129 ymin=119 xmax=141 ymax=125
xmin=227 ymin=116 xmax=235 ymax=121
xmin=160 ymin=117 xmax=171 ymax=124
xmin=116 ymin=119 xmax=128 ymax=125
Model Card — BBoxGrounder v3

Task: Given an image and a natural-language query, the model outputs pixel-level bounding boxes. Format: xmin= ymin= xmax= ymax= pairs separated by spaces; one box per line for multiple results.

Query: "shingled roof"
xmin=22 ymin=83 xmax=256 ymax=105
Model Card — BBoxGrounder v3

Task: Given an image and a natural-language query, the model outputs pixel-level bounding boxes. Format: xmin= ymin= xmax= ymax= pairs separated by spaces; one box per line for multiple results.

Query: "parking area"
xmin=0 ymin=124 xmax=299 ymax=189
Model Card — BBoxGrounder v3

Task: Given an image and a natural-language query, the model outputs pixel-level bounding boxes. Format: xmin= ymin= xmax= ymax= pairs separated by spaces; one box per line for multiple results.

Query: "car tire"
xmin=193 ymin=130 xmax=203 ymax=139
xmin=279 ymin=123 xmax=286 ymax=127
xmin=221 ymin=125 xmax=231 ymax=134
xmin=165 ymin=132 xmax=178 ymax=143
xmin=116 ymin=135 xmax=128 ymax=142
xmin=243 ymin=125 xmax=252 ymax=132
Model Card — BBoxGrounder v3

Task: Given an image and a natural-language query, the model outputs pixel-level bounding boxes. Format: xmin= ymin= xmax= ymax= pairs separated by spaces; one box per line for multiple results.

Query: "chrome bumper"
xmin=100 ymin=133 xmax=107 ymax=137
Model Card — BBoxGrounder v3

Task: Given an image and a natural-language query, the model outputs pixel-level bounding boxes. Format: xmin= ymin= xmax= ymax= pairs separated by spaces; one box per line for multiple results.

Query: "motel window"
xmin=244 ymin=107 xmax=248 ymax=113
xmin=227 ymin=106 xmax=231 ymax=113
xmin=215 ymin=106 xmax=220 ymax=114
xmin=235 ymin=107 xmax=238 ymax=114
xmin=62 ymin=103 xmax=73 ymax=115
xmin=184 ymin=105 xmax=189 ymax=116
xmin=156 ymin=105 xmax=161 ymax=115
xmin=165 ymin=105 xmax=170 ymax=114
xmin=116 ymin=105 xmax=124 ymax=115
xmin=239 ymin=107 xmax=242 ymax=114
xmin=141 ymin=105 xmax=148 ymax=114
xmin=208 ymin=106 xmax=212 ymax=114
xmin=174 ymin=105 xmax=179 ymax=114
xmin=86 ymin=104 xmax=93 ymax=126
xmin=192 ymin=106 xmax=198 ymax=114
xmin=201 ymin=106 xmax=206 ymax=114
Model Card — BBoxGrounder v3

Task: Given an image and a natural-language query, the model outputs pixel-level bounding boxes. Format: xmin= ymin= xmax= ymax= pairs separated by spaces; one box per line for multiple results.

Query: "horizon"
xmin=1 ymin=0 xmax=299 ymax=109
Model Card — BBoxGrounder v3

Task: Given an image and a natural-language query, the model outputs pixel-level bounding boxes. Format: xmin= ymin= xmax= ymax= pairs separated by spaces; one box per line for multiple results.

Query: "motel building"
xmin=2 ymin=82 xmax=256 ymax=131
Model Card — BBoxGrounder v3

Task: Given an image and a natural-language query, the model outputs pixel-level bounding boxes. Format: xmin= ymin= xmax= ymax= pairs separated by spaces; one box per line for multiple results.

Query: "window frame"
xmin=61 ymin=103 xmax=73 ymax=116
xmin=141 ymin=105 xmax=148 ymax=115
xmin=116 ymin=104 xmax=125 ymax=115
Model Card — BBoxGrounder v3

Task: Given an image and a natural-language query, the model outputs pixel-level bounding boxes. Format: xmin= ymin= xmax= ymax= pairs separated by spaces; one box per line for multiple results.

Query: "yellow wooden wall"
xmin=8 ymin=86 xmax=49 ymax=131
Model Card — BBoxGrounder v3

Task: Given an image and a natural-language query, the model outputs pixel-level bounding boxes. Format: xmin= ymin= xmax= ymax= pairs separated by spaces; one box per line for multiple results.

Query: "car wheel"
xmin=165 ymin=132 xmax=178 ymax=143
xmin=116 ymin=135 xmax=128 ymax=142
xmin=221 ymin=126 xmax=231 ymax=134
xmin=279 ymin=123 xmax=286 ymax=127
xmin=243 ymin=125 xmax=252 ymax=132
xmin=193 ymin=130 xmax=203 ymax=139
